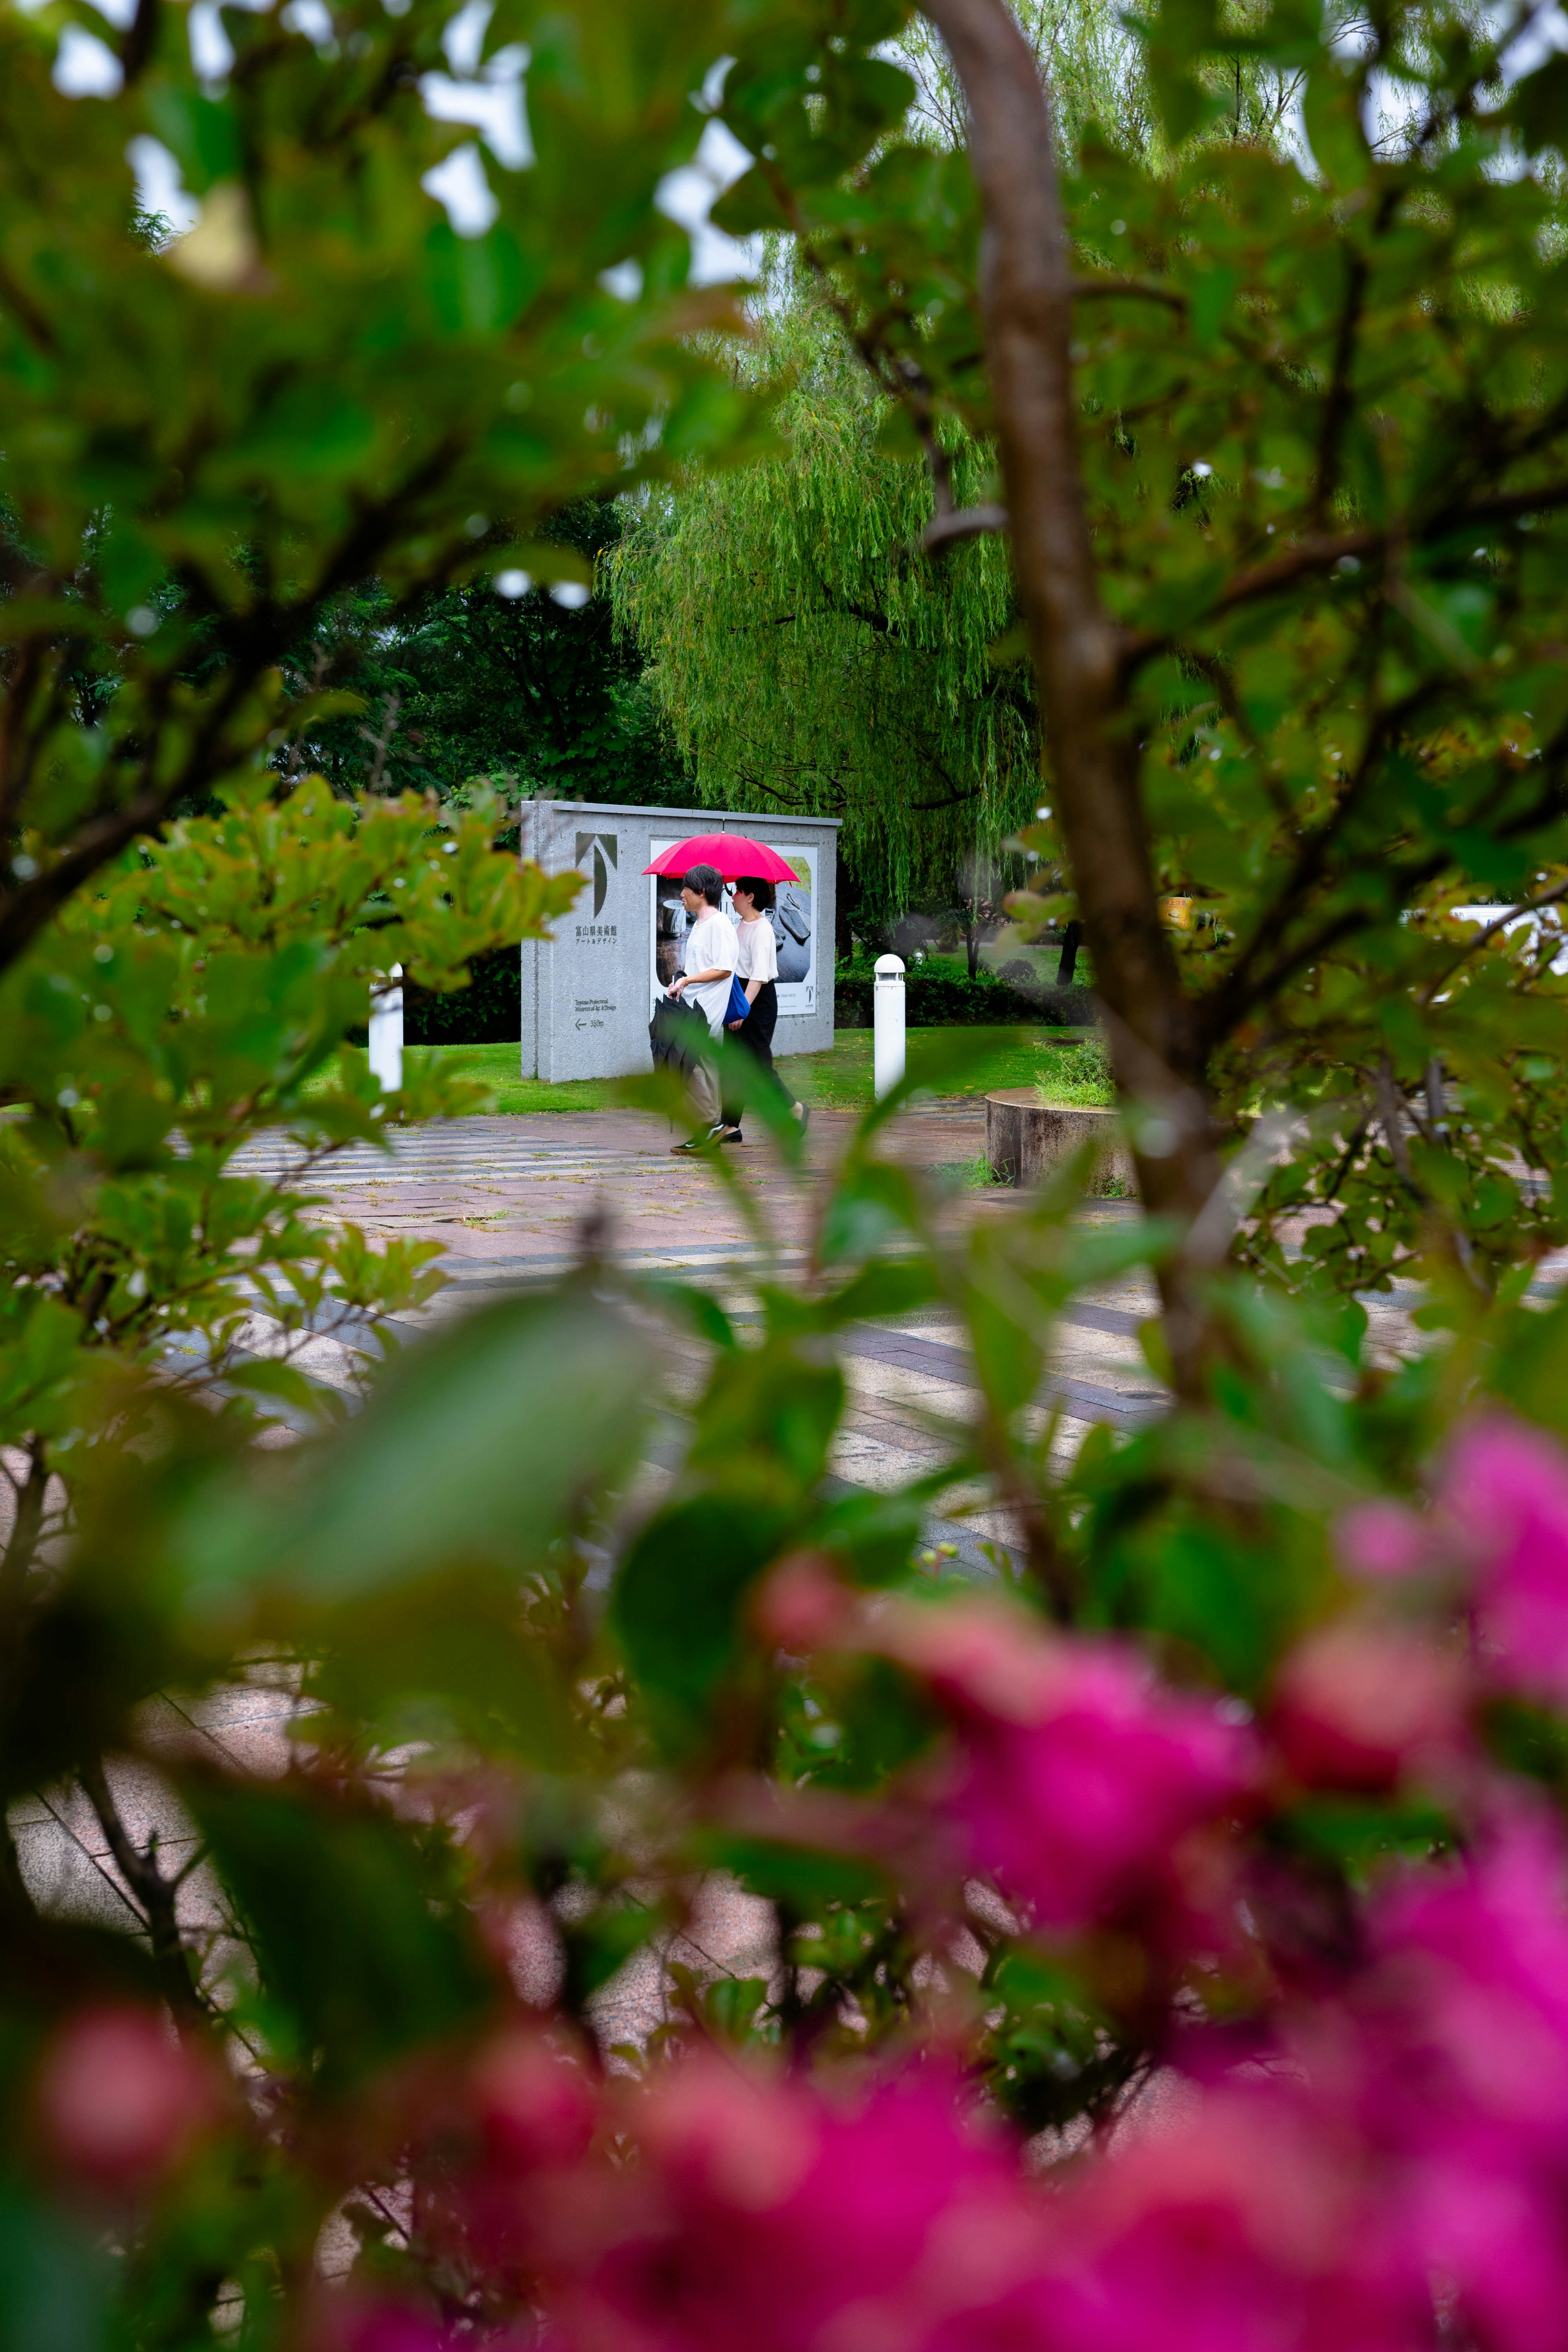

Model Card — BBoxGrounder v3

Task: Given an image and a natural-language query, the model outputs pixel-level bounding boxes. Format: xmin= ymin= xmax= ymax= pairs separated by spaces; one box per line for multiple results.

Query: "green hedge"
xmin=405 ymin=949 xmax=1095 ymax=1045
xmin=405 ymin=945 xmax=521 ymax=1044
xmin=833 ymin=965 xmax=1093 ymax=1029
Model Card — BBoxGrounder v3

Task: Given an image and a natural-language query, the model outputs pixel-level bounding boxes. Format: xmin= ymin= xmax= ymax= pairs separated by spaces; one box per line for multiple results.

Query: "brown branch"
xmin=1204 ymin=753 xmax=1568 ymax=1045
xmin=1375 ymin=1055 xmax=1421 ymax=1193
xmin=1310 ymin=252 xmax=1367 ymax=532
xmin=0 ymin=260 xmax=61 ymax=358
xmin=1071 ymin=275 xmax=1186 ymax=310
xmin=922 ymin=503 xmax=1009 ymax=554
xmin=911 ymin=785 xmax=983 ymax=811
xmin=920 ymin=0 xmax=1219 ymax=1396
xmin=1417 ymin=880 xmax=1568 ymax=1003
xmin=120 ymin=0 xmax=159 ymax=85
xmin=0 ymin=638 xmax=49 ymax=839
xmin=0 ymin=780 xmax=176 ymax=976
xmin=1123 ymin=478 xmax=1568 ymax=670
xmin=79 ymin=1757 xmax=205 ymax=2018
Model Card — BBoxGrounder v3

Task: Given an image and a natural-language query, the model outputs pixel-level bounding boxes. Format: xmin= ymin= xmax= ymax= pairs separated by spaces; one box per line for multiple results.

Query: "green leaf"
xmin=174 ymin=1288 xmax=654 ymax=1621
xmin=610 ymin=1494 xmax=795 ymax=1744
xmin=696 ymin=1831 xmax=887 ymax=1909
xmin=142 ymin=89 xmax=241 ymax=191
xmin=189 ymin=1777 xmax=494 ymax=2091
xmin=0 ymin=2191 xmax=109 ymax=2352
xmin=423 ymin=222 xmax=539 ymax=336
xmin=1302 ymin=67 xmax=1371 ymax=189
xmin=1508 ymin=49 xmax=1568 ymax=154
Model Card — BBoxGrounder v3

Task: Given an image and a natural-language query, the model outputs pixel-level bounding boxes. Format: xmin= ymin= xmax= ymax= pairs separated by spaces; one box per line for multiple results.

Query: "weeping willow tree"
xmin=607 ymin=291 xmax=1036 ymax=921
xmin=607 ymin=0 xmax=1306 ymax=923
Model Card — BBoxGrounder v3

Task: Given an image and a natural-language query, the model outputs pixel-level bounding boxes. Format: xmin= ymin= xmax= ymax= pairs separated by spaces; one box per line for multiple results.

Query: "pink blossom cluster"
xmin=66 ymin=1410 xmax=1568 ymax=2352
xmin=876 ymin=1599 xmax=1258 ymax=1939
xmin=36 ymin=2005 xmax=218 ymax=2192
xmin=340 ymin=1808 xmax=1568 ymax=2352
xmin=1343 ymin=1411 xmax=1568 ymax=1708
xmin=1348 ymin=1811 xmax=1568 ymax=2352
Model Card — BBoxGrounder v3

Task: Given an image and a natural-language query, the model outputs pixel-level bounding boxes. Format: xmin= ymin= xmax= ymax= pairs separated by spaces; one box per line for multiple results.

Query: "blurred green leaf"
xmin=189 ymin=1777 xmax=493 ymax=2091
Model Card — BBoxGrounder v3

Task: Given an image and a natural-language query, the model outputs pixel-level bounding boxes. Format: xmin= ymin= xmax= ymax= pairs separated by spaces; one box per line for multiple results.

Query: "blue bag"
xmin=724 ymin=973 xmax=751 ymax=1026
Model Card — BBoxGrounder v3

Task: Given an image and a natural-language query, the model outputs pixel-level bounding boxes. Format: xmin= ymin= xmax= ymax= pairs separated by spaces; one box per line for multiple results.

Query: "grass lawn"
xmin=372 ymin=1028 xmax=1110 ymax=1116
xmin=779 ymin=1025 xmax=1108 ymax=1111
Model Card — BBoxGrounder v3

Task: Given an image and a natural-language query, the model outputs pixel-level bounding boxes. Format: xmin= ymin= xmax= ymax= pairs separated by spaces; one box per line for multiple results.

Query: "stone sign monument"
xmin=516 ymin=798 xmax=841 ymax=1082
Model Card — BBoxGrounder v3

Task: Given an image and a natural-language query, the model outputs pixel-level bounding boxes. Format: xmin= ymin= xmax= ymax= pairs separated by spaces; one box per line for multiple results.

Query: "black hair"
xmin=734 ymin=875 xmax=775 ymax=911
xmin=683 ymin=864 xmax=724 ymax=906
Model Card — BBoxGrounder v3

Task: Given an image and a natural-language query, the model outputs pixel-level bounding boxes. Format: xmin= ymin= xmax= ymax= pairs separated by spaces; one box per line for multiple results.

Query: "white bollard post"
xmin=368 ymin=964 xmax=403 ymax=1094
xmin=873 ymin=953 xmax=906 ymax=1100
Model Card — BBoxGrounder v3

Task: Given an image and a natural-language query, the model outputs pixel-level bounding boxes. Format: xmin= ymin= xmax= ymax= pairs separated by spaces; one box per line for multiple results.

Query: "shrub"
xmin=406 ymin=945 xmax=522 ymax=1045
xmin=835 ymin=964 xmax=1094 ymax=1028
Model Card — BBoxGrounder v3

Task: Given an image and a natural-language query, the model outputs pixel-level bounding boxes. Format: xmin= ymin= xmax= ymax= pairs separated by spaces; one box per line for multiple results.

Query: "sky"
xmin=49 ymin=0 xmax=758 ymax=282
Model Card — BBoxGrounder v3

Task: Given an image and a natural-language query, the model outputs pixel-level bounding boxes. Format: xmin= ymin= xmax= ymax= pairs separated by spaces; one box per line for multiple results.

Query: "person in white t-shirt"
xmin=718 ymin=875 xmax=808 ymax=1145
xmin=664 ymin=863 xmax=738 ymax=1152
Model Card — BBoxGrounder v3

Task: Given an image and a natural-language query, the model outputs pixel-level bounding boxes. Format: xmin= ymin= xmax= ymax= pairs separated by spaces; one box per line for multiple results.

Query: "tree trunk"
xmin=1056 ymin=918 xmax=1082 ymax=988
xmin=920 ymin=0 xmax=1221 ymax=1392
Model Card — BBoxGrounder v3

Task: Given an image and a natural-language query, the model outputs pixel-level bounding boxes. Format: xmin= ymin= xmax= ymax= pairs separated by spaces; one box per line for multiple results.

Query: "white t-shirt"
xmin=679 ymin=907 xmax=739 ymax=1036
xmin=736 ymin=916 xmax=779 ymax=986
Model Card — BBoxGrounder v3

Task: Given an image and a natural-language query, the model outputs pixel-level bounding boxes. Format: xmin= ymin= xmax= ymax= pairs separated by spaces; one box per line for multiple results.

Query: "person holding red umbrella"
xmin=722 ymin=875 xmax=809 ymax=1144
xmin=663 ymin=862 xmax=739 ymax=1152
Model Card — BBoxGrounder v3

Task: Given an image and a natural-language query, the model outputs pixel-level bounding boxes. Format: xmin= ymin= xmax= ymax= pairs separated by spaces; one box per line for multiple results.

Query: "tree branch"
xmin=79 ymin=1757 xmax=205 ymax=2019
xmin=1124 ymin=478 xmax=1568 ymax=671
xmin=1071 ymin=275 xmax=1187 ymax=311
xmin=921 ymin=503 xmax=1009 ymax=554
xmin=119 ymin=0 xmax=159 ymax=85
xmin=1310 ymin=251 xmax=1368 ymax=532
xmin=920 ymin=0 xmax=1219 ymax=1394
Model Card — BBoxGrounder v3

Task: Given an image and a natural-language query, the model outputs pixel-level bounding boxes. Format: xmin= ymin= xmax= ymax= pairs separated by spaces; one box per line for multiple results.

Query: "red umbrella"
xmin=641 ymin=832 xmax=800 ymax=883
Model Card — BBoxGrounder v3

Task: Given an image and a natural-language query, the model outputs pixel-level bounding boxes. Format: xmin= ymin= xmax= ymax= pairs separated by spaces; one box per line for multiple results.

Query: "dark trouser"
xmin=722 ymin=981 xmax=785 ymax=1129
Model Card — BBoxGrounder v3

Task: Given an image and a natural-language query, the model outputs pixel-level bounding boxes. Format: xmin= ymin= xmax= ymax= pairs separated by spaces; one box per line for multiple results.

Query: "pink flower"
xmin=328 ymin=2307 xmax=457 ymax=2352
xmin=1336 ymin=1499 xmax=1432 ymax=1581
xmin=753 ymin=1555 xmax=855 ymax=1654
xmin=881 ymin=1603 xmax=1256 ymax=1934
xmin=38 ymin=2005 xmax=215 ymax=2190
xmin=472 ymin=2030 xmax=596 ymax=2176
xmin=426 ymin=2029 xmax=597 ymax=2278
xmin=323 ymin=2299 xmax=535 ymax=2352
xmin=1368 ymin=1809 xmax=1568 ymax=2162
xmin=931 ymin=2082 xmax=1419 ymax=2352
xmin=1353 ymin=1811 xmax=1568 ymax=2352
xmin=1442 ymin=1415 xmax=1568 ymax=1704
xmin=1270 ymin=1622 xmax=1466 ymax=1793
xmin=557 ymin=2056 xmax=1034 ymax=2352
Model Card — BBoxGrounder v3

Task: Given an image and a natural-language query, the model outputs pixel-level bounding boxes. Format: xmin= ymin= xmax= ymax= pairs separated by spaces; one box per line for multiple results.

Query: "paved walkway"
xmin=227 ymin=1106 xmax=1171 ymax=1519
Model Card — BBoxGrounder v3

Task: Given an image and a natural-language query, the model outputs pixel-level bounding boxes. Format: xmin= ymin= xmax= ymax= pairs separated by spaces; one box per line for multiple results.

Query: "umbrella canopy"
xmin=641 ymin=833 xmax=799 ymax=884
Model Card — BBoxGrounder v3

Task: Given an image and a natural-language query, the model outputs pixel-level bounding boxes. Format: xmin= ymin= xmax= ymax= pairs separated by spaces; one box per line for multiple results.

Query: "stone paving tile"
xmin=13 ymin=1811 xmax=146 ymax=1933
xmin=38 ymin=1755 xmax=196 ymax=1856
xmin=587 ymin=1875 xmax=781 ymax=2057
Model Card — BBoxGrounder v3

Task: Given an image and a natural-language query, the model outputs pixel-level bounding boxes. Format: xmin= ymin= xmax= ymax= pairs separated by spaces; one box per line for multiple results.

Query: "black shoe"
xmin=719 ymin=1125 xmax=745 ymax=1145
xmin=670 ymin=1126 xmax=724 ymax=1156
xmin=793 ymin=1102 xmax=810 ymax=1135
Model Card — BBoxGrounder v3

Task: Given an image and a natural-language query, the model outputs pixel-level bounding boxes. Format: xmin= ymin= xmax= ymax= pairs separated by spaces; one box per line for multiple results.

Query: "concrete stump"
xmin=986 ymin=1091 xmax=1134 ymax=1193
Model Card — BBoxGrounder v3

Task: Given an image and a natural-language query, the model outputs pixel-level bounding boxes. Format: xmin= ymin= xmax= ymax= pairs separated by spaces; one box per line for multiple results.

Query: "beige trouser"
xmin=686 ymin=1051 xmax=721 ymax=1128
